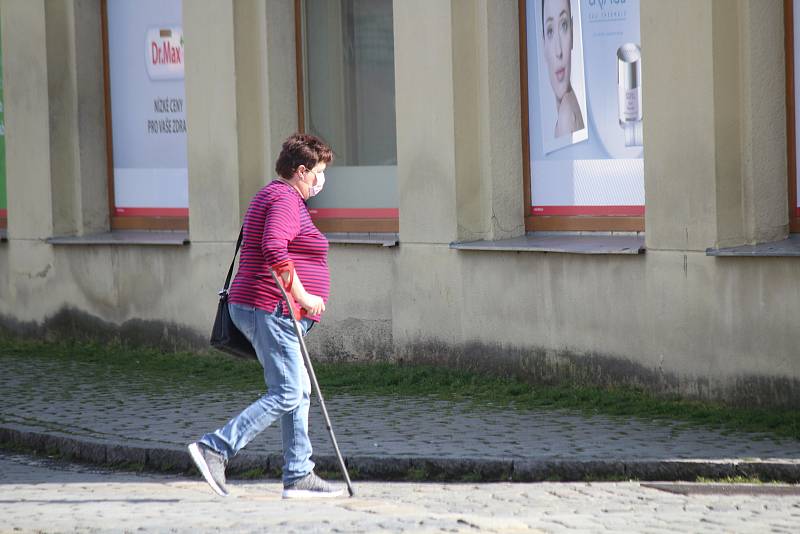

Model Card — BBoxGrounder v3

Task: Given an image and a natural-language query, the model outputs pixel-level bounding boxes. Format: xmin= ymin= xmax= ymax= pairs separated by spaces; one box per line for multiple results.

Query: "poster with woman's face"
xmin=534 ymin=0 xmax=588 ymax=154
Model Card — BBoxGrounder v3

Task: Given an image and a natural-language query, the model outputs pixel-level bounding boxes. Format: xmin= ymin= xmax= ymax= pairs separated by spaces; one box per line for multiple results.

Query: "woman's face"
xmin=303 ymin=162 xmax=327 ymax=188
xmin=295 ymin=162 xmax=327 ymax=199
xmin=542 ymin=0 xmax=573 ymax=101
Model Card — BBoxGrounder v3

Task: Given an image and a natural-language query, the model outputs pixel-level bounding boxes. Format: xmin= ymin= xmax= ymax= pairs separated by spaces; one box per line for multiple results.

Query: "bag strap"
xmin=221 ymin=226 xmax=244 ymax=293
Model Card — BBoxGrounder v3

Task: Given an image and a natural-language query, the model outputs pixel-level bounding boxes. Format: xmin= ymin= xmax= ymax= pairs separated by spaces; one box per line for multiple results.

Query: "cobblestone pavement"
xmin=1 ymin=452 xmax=799 ymax=533
xmin=1 ymin=353 xmax=797 ymax=466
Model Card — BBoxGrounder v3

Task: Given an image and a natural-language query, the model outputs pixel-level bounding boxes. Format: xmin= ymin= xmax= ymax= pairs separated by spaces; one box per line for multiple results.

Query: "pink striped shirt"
xmin=229 ymin=180 xmax=330 ymax=321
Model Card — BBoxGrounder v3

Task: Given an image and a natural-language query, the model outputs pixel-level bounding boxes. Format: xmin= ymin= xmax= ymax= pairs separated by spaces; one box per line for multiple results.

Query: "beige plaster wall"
xmin=74 ymin=0 xmax=110 ymax=235
xmin=233 ymin=0 xmax=301 ymax=207
xmin=0 ymin=240 xmax=233 ymax=346
xmin=711 ymin=1 xmax=746 ymax=248
xmin=388 ymin=0 xmax=799 ymax=404
xmin=708 ymin=0 xmax=789 ymax=248
xmin=43 ymin=0 xmax=108 ymax=238
xmin=739 ymin=0 xmax=789 ymax=244
xmin=2 ymin=0 xmax=53 ymax=241
xmin=483 ymin=1 xmax=525 ymax=240
xmin=233 ymin=0 xmax=271 ymax=216
xmin=0 ymin=0 xmax=394 ymax=347
xmin=305 ymin=245 xmax=396 ymax=360
xmin=184 ymin=0 xmax=242 ymax=242
xmin=391 ymin=244 xmax=800 ymax=402
xmin=1 ymin=0 xmax=57 ymax=328
xmin=642 ymin=0 xmax=718 ymax=251
xmin=643 ymin=0 xmax=789 ymax=251
xmin=264 ymin=0 xmax=301 ymax=166
xmin=0 ymin=0 xmax=798 ymax=408
xmin=394 ymin=0 xmax=458 ymax=245
xmin=44 ymin=0 xmax=81 ymax=237
xmin=451 ymin=0 xmax=525 ymax=242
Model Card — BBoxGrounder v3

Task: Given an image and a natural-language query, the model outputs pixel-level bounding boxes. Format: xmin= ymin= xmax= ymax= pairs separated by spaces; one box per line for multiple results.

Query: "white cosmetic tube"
xmin=617 ymin=43 xmax=643 ymax=147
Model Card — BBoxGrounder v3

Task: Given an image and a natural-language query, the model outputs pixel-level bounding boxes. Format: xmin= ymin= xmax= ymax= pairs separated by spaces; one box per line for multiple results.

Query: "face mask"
xmin=308 ymin=171 xmax=325 ymax=197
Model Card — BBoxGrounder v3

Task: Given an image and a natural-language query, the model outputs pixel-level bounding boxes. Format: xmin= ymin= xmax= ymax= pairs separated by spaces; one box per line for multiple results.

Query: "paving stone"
xmin=74 ymin=438 xmax=107 ymax=464
xmin=47 ymin=435 xmax=83 ymax=460
xmin=1 ymin=352 xmax=799 ymax=484
xmin=407 ymin=457 xmax=514 ymax=481
xmin=106 ymin=443 xmax=147 ymax=466
xmin=146 ymin=446 xmax=191 ymax=472
xmin=348 ymin=455 xmax=413 ymax=479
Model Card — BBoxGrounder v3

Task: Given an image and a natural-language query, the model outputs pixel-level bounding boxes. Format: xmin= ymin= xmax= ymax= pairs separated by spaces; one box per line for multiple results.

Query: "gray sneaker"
xmin=188 ymin=442 xmax=228 ymax=497
xmin=282 ymin=471 xmax=345 ymax=499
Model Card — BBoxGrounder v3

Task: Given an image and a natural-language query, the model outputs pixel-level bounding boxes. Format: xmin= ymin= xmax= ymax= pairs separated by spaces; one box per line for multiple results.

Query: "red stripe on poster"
xmin=114 ymin=207 xmax=189 ymax=217
xmin=308 ymin=208 xmax=399 ymax=219
xmin=531 ymin=205 xmax=645 ymax=216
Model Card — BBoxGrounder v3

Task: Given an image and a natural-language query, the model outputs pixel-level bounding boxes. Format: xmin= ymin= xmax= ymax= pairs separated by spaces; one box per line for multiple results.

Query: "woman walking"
xmin=189 ymin=133 xmax=342 ymax=499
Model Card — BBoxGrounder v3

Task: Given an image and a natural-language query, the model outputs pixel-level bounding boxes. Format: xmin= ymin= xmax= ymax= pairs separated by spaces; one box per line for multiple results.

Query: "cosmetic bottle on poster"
xmin=617 ymin=43 xmax=643 ymax=147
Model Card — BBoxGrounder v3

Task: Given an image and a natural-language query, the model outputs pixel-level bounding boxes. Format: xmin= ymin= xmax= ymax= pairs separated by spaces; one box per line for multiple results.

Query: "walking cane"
xmin=270 ymin=269 xmax=355 ymax=497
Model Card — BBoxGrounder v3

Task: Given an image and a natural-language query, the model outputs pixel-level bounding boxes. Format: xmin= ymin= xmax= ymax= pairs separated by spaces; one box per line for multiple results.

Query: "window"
xmin=787 ymin=0 xmax=800 ymax=232
xmin=520 ymin=0 xmax=645 ymax=232
xmin=102 ymin=0 xmax=188 ymax=231
xmin=297 ymin=0 xmax=398 ymax=233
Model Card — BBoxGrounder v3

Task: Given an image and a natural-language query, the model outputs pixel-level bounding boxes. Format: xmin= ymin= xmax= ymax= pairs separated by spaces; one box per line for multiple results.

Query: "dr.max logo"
xmin=588 ymin=0 xmax=626 ymax=9
xmin=145 ymin=27 xmax=184 ymax=81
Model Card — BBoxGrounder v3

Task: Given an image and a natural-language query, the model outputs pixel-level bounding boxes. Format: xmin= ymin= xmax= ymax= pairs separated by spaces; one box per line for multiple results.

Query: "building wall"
xmin=0 ymin=0 xmax=798 ymax=407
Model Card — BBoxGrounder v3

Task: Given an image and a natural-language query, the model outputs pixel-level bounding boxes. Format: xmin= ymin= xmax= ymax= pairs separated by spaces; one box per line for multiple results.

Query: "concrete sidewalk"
xmin=1 ymin=352 xmax=799 ymax=482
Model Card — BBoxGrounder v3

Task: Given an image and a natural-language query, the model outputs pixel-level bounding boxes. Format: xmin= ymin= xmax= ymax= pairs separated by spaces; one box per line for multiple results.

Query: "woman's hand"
xmin=297 ymin=292 xmax=326 ymax=315
xmin=282 ymin=268 xmax=326 ymax=315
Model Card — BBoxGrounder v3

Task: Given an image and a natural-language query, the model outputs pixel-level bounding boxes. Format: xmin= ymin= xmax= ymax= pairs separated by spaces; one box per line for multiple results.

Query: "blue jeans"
xmin=199 ymin=302 xmax=316 ymax=484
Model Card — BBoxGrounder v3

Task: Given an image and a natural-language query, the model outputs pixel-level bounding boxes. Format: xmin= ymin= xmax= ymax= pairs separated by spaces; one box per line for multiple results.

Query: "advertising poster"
xmin=795 ymin=0 xmax=800 ymax=215
xmin=527 ymin=0 xmax=644 ymax=216
xmin=534 ymin=0 xmax=588 ymax=154
xmin=106 ymin=0 xmax=187 ymax=217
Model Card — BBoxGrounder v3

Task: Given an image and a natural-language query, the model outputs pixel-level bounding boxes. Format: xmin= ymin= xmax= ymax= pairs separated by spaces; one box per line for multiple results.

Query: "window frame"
xmin=293 ymin=0 xmax=399 ymax=234
xmin=0 ymin=21 xmax=5 ymax=231
xmin=100 ymin=0 xmax=189 ymax=232
xmin=518 ymin=0 xmax=645 ymax=233
xmin=786 ymin=0 xmax=800 ymax=233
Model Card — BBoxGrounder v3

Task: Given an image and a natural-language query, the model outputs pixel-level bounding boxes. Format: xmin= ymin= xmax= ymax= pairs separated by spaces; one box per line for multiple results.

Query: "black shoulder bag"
xmin=210 ymin=227 xmax=257 ymax=359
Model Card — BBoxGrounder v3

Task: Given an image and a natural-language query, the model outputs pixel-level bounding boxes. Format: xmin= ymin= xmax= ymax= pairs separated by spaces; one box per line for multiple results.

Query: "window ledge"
xmin=47 ymin=230 xmax=190 ymax=246
xmin=450 ymin=232 xmax=645 ymax=255
xmin=706 ymin=235 xmax=800 ymax=257
xmin=325 ymin=232 xmax=398 ymax=247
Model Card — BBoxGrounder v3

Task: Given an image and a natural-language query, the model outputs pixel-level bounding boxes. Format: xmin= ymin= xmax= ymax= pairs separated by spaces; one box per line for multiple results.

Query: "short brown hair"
xmin=275 ymin=133 xmax=334 ymax=179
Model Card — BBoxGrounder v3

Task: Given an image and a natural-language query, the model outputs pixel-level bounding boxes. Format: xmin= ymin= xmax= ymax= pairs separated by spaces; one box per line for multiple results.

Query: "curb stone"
xmin=2 ymin=425 xmax=799 ymax=483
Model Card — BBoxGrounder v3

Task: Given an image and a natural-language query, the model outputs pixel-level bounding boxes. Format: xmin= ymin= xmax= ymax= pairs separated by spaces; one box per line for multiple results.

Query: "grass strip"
xmin=2 ymin=338 xmax=798 ymax=441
